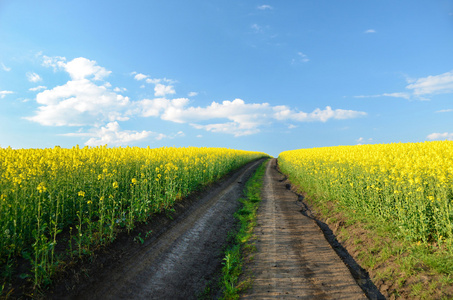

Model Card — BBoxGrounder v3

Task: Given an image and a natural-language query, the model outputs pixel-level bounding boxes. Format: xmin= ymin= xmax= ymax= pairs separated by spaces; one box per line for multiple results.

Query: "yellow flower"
xmin=37 ymin=182 xmax=47 ymax=193
xmin=78 ymin=191 xmax=85 ymax=197
xmin=113 ymin=181 xmax=119 ymax=189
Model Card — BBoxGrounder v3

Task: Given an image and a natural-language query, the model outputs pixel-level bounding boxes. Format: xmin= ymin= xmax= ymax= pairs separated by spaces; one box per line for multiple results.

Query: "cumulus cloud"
xmin=134 ymin=73 xmax=148 ymax=81
xmin=132 ymin=72 xmax=175 ymax=85
xmin=188 ymin=91 xmax=198 ymax=97
xmin=154 ymin=84 xmax=176 ymax=97
xmin=30 ymin=54 xmax=367 ymax=142
xmin=26 ymin=72 xmax=42 ymax=82
xmin=427 ymin=132 xmax=453 ymax=141
xmin=139 ymin=97 xmax=190 ymax=118
xmin=41 ymin=55 xmax=66 ymax=71
xmin=28 ymin=79 xmax=130 ymax=126
xmin=27 ymin=56 xmax=128 ymax=127
xmin=114 ymin=87 xmax=127 ymax=92
xmin=136 ymin=98 xmax=367 ymax=136
xmin=64 ymin=57 xmax=111 ymax=81
xmin=61 ymin=122 xmax=158 ymax=146
xmin=365 ymin=29 xmax=376 ymax=34
xmin=146 ymin=78 xmax=161 ymax=84
xmin=0 ymin=90 xmax=14 ymax=99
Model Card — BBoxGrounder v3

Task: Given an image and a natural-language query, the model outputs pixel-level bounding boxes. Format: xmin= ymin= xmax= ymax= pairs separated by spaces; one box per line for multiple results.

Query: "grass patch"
xmin=218 ymin=159 xmax=268 ymax=300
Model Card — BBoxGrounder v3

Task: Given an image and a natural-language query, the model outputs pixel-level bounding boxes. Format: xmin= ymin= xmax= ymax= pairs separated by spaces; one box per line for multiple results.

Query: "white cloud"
xmin=191 ymin=122 xmax=260 ymax=137
xmin=26 ymin=72 xmax=42 ymax=83
xmin=134 ymin=73 xmax=148 ymax=81
xmin=292 ymin=52 xmax=309 ymax=64
xmin=146 ymin=78 xmax=161 ymax=84
xmin=251 ymin=24 xmax=262 ymax=33
xmin=257 ymin=5 xmax=273 ymax=10
xmin=273 ymin=105 xmax=366 ymax=122
xmin=406 ymin=71 xmax=453 ymax=96
xmin=137 ymin=98 xmax=366 ymax=136
xmin=436 ymin=109 xmax=453 ymax=113
xmin=356 ymin=137 xmax=373 ymax=145
xmin=31 ymin=54 xmax=367 ymax=141
xmin=365 ymin=29 xmax=376 ymax=34
xmin=139 ymin=97 xmax=190 ymax=118
xmin=41 ymin=55 xmax=66 ymax=71
xmin=382 ymin=92 xmax=411 ymax=100
xmin=1 ymin=63 xmax=11 ymax=72
xmin=28 ymin=79 xmax=130 ymax=126
xmin=132 ymin=72 xmax=174 ymax=85
xmin=188 ymin=91 xmax=198 ymax=97
xmin=354 ymin=70 xmax=453 ymax=101
xmin=114 ymin=87 xmax=127 ymax=92
xmin=29 ymin=86 xmax=47 ymax=92
xmin=0 ymin=90 xmax=14 ymax=99
xmin=154 ymin=84 xmax=176 ymax=97
xmin=28 ymin=57 xmax=129 ymax=127
xmin=64 ymin=57 xmax=111 ymax=81
xmin=427 ymin=132 xmax=453 ymax=141
xmin=62 ymin=122 xmax=157 ymax=146
xmin=160 ymin=98 xmax=270 ymax=124
xmin=354 ymin=92 xmax=410 ymax=100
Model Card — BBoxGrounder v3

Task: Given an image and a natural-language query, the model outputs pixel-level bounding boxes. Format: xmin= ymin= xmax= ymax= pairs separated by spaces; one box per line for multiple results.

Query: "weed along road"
xmin=241 ymin=158 xmax=367 ymax=299
xmin=63 ymin=159 xmax=265 ymax=300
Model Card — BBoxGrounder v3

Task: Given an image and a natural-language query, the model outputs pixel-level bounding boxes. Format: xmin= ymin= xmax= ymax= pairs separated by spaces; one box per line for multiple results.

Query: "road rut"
xmin=69 ymin=158 xmax=265 ymax=300
xmin=241 ymin=158 xmax=367 ymax=299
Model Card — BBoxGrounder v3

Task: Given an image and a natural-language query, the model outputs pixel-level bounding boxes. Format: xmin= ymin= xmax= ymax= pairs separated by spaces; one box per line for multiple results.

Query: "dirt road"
xmin=55 ymin=158 xmax=265 ymax=300
xmin=241 ymin=158 xmax=367 ymax=299
xmin=51 ymin=158 xmax=376 ymax=299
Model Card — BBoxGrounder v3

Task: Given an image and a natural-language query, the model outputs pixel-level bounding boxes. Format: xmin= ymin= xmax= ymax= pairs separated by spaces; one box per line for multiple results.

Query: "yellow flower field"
xmin=279 ymin=141 xmax=453 ymax=248
xmin=0 ymin=145 xmax=268 ymax=285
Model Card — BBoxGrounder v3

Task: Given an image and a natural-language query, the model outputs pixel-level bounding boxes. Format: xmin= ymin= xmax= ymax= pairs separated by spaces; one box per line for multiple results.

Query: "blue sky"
xmin=1 ymin=0 xmax=453 ymax=156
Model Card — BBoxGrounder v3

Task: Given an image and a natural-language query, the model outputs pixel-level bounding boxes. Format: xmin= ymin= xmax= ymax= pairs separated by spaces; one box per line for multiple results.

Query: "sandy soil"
xmin=240 ymin=159 xmax=368 ymax=299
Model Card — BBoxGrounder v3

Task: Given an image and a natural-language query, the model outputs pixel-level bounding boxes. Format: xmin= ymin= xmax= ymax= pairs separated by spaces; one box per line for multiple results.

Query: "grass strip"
xmin=219 ymin=159 xmax=268 ymax=300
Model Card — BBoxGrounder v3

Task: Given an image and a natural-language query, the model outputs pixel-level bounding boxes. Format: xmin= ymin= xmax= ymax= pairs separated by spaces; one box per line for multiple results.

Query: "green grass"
xmin=218 ymin=159 xmax=268 ymax=300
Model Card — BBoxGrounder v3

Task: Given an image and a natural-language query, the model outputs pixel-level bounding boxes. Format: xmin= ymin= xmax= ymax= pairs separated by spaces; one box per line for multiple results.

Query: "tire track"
xmin=241 ymin=158 xmax=366 ymax=299
xmin=70 ymin=158 xmax=265 ymax=300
